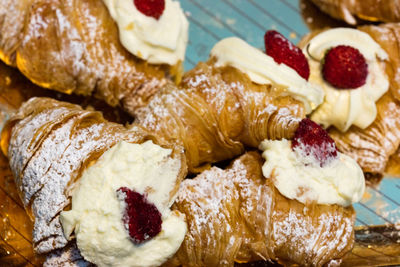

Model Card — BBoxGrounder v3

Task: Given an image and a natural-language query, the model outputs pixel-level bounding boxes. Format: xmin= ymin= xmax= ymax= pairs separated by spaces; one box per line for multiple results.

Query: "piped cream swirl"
xmin=102 ymin=0 xmax=189 ymax=65
xmin=60 ymin=141 xmax=186 ymax=267
xmin=305 ymin=28 xmax=389 ymax=132
xmin=210 ymin=37 xmax=324 ymax=114
xmin=260 ymin=139 xmax=365 ymax=207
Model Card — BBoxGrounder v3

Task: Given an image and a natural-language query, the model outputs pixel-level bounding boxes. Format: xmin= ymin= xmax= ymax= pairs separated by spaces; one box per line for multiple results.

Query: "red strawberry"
xmin=264 ymin=30 xmax=310 ymax=80
xmin=292 ymin=118 xmax=338 ymax=166
xmin=134 ymin=0 xmax=165 ymax=20
xmin=117 ymin=187 xmax=162 ymax=244
xmin=322 ymin=45 xmax=368 ymax=89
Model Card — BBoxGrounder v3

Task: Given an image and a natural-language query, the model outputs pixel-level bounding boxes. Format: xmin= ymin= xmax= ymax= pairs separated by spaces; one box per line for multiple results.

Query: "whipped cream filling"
xmin=102 ymin=0 xmax=189 ymax=65
xmin=259 ymin=139 xmax=365 ymax=207
xmin=210 ymin=37 xmax=324 ymax=114
xmin=60 ymin=141 xmax=186 ymax=267
xmin=305 ymin=28 xmax=389 ymax=132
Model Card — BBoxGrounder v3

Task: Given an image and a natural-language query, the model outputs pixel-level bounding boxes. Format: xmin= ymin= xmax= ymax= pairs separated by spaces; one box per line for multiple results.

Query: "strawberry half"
xmin=117 ymin=187 xmax=162 ymax=244
xmin=322 ymin=45 xmax=368 ymax=89
xmin=292 ymin=118 xmax=338 ymax=166
xmin=134 ymin=0 xmax=165 ymax=20
xmin=264 ymin=30 xmax=310 ymax=80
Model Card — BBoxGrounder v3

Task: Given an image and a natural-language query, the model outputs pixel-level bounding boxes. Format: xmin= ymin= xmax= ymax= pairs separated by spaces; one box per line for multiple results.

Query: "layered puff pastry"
xmin=133 ymin=35 xmax=325 ymax=173
xmin=310 ymin=0 xmax=400 ymax=25
xmin=0 ymin=0 xmax=188 ymax=116
xmin=0 ymin=7 xmax=367 ymax=264
xmin=43 ymin=152 xmax=357 ymax=267
xmin=170 ymin=151 xmax=357 ymax=267
xmin=134 ymin=59 xmax=307 ymax=173
xmin=0 ymin=97 xmax=187 ymax=254
xmin=1 ymin=93 xmax=363 ymax=266
xmin=299 ymin=23 xmax=400 ymax=181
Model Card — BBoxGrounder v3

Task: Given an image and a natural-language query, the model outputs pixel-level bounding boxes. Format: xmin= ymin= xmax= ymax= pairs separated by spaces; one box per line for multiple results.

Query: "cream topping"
xmin=210 ymin=37 xmax=324 ymax=114
xmin=102 ymin=0 xmax=189 ymax=65
xmin=60 ymin=141 xmax=186 ymax=267
xmin=260 ymin=139 xmax=365 ymax=207
xmin=305 ymin=28 xmax=389 ymax=132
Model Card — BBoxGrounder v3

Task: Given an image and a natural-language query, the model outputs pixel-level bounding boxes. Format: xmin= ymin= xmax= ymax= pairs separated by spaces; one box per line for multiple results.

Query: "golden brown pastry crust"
xmin=1 ymin=97 xmax=186 ymax=254
xmin=300 ymin=23 xmax=400 ymax=180
xmin=42 ymin=152 xmax=356 ymax=267
xmin=310 ymin=0 xmax=400 ymax=25
xmin=0 ymin=0 xmax=181 ymax=115
xmin=169 ymin=152 xmax=355 ymax=267
xmin=134 ymin=60 xmax=306 ymax=172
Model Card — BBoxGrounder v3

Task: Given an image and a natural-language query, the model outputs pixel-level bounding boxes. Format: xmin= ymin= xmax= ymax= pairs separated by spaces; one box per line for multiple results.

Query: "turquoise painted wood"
xmin=180 ymin=0 xmax=400 ymax=227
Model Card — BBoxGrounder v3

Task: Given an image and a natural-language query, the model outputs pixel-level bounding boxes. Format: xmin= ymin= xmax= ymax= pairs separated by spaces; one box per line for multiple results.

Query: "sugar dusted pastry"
xmin=0 ymin=0 xmax=188 ymax=116
xmin=170 ymin=148 xmax=361 ymax=267
xmin=45 ymin=150 xmax=360 ymax=267
xmin=134 ymin=34 xmax=324 ymax=172
xmin=1 ymin=27 xmax=362 ymax=266
xmin=299 ymin=24 xmax=400 ymax=180
xmin=3 ymin=97 xmax=364 ymax=266
xmin=1 ymin=97 xmax=187 ymax=257
xmin=310 ymin=0 xmax=400 ymax=25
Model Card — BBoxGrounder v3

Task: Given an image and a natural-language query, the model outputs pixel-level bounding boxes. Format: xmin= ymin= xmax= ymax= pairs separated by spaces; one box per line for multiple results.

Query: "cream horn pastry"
xmin=0 ymin=0 xmax=188 ymax=115
xmin=170 ymin=150 xmax=362 ymax=266
xmin=309 ymin=0 xmax=400 ymax=25
xmin=45 ymin=118 xmax=365 ymax=267
xmin=134 ymin=35 xmax=324 ymax=172
xmin=0 ymin=97 xmax=187 ymax=260
xmin=299 ymin=24 xmax=400 ymax=181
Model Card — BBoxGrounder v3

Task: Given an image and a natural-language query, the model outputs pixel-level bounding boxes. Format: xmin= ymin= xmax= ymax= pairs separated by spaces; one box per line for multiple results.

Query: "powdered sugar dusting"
xmin=44 ymin=242 xmax=92 ymax=267
xmin=3 ymin=0 xmax=170 ymax=116
xmin=173 ymin=152 xmax=355 ymax=266
xmin=174 ymin=152 xmax=267 ymax=266
xmin=6 ymin=98 xmax=155 ymax=253
xmin=134 ymin=61 xmax=305 ymax=171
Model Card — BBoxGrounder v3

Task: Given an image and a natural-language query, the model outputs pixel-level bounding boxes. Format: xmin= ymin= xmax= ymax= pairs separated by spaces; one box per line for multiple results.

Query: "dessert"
xmin=134 ymin=36 xmax=324 ymax=172
xmin=0 ymin=87 xmax=364 ymax=266
xmin=158 ymin=147 xmax=362 ymax=267
xmin=299 ymin=24 xmax=400 ymax=181
xmin=261 ymin=118 xmax=365 ymax=208
xmin=43 ymin=126 xmax=364 ymax=266
xmin=0 ymin=4 xmax=369 ymax=263
xmin=310 ymin=0 xmax=400 ymax=25
xmin=0 ymin=0 xmax=188 ymax=116
xmin=0 ymin=97 xmax=187 ymax=256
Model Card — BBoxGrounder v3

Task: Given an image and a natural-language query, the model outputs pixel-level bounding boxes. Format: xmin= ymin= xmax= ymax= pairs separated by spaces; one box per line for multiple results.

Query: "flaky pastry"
xmin=0 ymin=97 xmax=186 ymax=254
xmin=42 ymin=152 xmax=356 ymax=267
xmin=299 ymin=23 xmax=400 ymax=181
xmin=310 ymin=0 xmax=400 ymax=25
xmin=134 ymin=59 xmax=306 ymax=172
xmin=0 ymin=0 xmax=185 ymax=116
